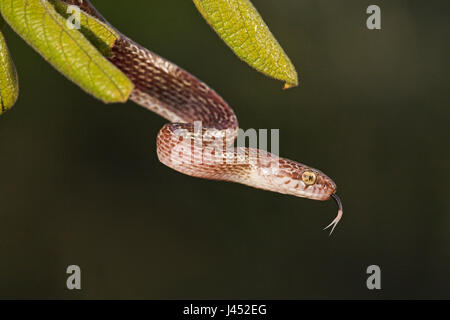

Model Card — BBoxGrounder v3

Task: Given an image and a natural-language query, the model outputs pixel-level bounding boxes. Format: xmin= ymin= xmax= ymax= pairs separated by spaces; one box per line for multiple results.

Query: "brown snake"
xmin=61 ymin=0 xmax=343 ymax=234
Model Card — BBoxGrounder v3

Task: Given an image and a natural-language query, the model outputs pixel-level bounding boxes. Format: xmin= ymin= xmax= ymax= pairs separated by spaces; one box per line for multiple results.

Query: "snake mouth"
xmin=323 ymin=193 xmax=344 ymax=235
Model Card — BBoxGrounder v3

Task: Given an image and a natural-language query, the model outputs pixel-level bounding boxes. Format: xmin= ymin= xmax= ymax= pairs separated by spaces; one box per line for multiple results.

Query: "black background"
xmin=0 ymin=0 xmax=448 ymax=299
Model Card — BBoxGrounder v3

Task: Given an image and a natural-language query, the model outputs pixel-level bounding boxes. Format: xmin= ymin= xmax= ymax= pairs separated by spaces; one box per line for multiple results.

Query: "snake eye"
xmin=302 ymin=171 xmax=317 ymax=185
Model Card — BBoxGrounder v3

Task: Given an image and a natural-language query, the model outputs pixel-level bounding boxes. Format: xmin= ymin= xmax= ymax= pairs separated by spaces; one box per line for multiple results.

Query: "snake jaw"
xmin=324 ymin=194 xmax=344 ymax=236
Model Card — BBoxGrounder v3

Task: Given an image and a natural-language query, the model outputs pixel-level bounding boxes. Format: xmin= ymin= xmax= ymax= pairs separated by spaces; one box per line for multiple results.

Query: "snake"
xmin=60 ymin=0 xmax=343 ymax=234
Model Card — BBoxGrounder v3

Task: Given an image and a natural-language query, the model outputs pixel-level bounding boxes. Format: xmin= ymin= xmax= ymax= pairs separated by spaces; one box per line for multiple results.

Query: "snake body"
xmin=62 ymin=0 xmax=343 ymax=233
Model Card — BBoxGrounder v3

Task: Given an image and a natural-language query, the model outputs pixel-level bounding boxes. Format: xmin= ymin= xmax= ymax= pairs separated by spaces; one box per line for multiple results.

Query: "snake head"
xmin=296 ymin=166 xmax=343 ymax=235
xmin=272 ymin=159 xmax=336 ymax=201
xmin=298 ymin=167 xmax=337 ymax=201
xmin=266 ymin=159 xmax=343 ymax=235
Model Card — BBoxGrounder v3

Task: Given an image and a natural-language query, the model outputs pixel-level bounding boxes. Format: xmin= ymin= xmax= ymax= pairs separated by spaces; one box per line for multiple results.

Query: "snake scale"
xmin=60 ymin=0 xmax=343 ymax=234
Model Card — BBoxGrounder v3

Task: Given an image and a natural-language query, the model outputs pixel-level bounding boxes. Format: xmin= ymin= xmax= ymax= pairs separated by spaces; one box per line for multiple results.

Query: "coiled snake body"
xmin=63 ymin=0 xmax=343 ymax=234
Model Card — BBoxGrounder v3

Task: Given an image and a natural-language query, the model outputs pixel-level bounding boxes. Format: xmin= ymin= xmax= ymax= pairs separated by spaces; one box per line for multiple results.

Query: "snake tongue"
xmin=324 ymin=194 xmax=344 ymax=236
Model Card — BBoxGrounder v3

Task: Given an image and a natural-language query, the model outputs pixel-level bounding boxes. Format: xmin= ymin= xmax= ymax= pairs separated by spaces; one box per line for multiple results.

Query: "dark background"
xmin=0 ymin=0 xmax=448 ymax=299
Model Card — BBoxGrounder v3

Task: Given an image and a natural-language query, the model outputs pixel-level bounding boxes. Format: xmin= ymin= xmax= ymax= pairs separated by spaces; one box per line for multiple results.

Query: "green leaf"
xmin=50 ymin=0 xmax=117 ymax=56
xmin=193 ymin=0 xmax=298 ymax=89
xmin=0 ymin=27 xmax=19 ymax=114
xmin=0 ymin=0 xmax=133 ymax=103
